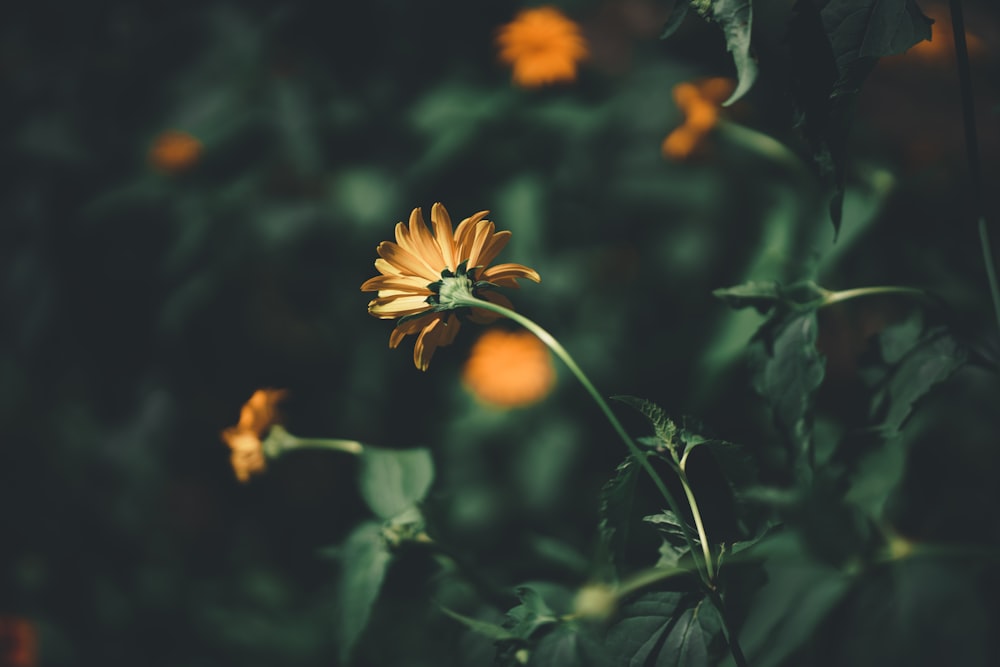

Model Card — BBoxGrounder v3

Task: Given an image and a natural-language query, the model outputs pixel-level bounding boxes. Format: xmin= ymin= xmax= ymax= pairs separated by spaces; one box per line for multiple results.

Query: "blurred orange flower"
xmin=361 ymin=203 xmax=540 ymax=371
xmin=220 ymin=389 xmax=287 ymax=482
xmin=497 ymin=6 xmax=589 ymax=88
xmin=661 ymin=78 xmax=735 ymax=160
xmin=148 ymin=129 xmax=202 ymax=173
xmin=902 ymin=5 xmax=987 ymax=65
xmin=463 ymin=329 xmax=555 ymax=408
xmin=0 ymin=616 xmax=37 ymax=667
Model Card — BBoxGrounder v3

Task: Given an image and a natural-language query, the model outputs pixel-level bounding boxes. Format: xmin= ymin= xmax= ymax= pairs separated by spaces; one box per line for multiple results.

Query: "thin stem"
xmin=266 ymin=425 xmax=364 ymax=456
xmin=678 ymin=469 xmax=716 ymax=581
xmin=461 ymin=296 xmax=709 ymax=585
xmin=947 ymin=0 xmax=1000 ymax=334
xmin=717 ymin=120 xmax=805 ymax=174
xmin=460 ymin=296 xmax=750 ymax=666
xmin=821 ymin=285 xmax=927 ymax=308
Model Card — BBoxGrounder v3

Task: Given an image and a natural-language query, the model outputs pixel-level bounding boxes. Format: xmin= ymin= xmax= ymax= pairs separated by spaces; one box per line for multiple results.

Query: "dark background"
xmin=3 ymin=0 xmax=1000 ymax=665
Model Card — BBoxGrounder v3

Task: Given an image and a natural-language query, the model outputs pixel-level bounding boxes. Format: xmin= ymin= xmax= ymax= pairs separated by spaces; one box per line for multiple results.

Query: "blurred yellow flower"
xmin=463 ymin=329 xmax=555 ymax=408
xmin=497 ymin=6 xmax=589 ymax=88
xmin=661 ymin=78 xmax=735 ymax=160
xmin=361 ymin=203 xmax=540 ymax=371
xmin=220 ymin=389 xmax=287 ymax=482
xmin=148 ymin=129 xmax=202 ymax=173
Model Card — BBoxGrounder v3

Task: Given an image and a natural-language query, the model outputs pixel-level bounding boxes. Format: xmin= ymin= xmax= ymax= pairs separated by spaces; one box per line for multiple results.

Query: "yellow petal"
xmin=431 ymin=203 xmax=458 ymax=271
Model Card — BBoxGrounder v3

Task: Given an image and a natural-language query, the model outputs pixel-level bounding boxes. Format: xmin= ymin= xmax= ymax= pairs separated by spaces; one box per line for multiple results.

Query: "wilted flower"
xmin=361 ymin=203 xmax=540 ymax=371
xmin=148 ymin=129 xmax=202 ymax=173
xmin=497 ymin=6 xmax=589 ymax=88
xmin=463 ymin=329 xmax=555 ymax=408
xmin=661 ymin=78 xmax=735 ymax=160
xmin=220 ymin=389 xmax=287 ymax=482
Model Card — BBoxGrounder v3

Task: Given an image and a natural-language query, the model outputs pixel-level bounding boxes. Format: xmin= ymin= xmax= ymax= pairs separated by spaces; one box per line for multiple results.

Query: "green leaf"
xmin=713 ymin=280 xmax=828 ymax=314
xmin=598 ymin=456 xmax=640 ymax=577
xmin=612 ymin=396 xmax=677 ymax=455
xmin=736 ymin=543 xmax=852 ymax=667
xmin=787 ymin=0 xmax=931 ymax=233
xmin=604 ymin=591 xmax=686 ymax=666
xmin=604 ymin=592 xmax=724 ymax=667
xmin=660 ymin=0 xmax=690 ymax=39
xmin=335 ymin=521 xmax=393 ymax=664
xmin=439 ymin=606 xmax=517 ymax=641
xmin=869 ymin=326 xmax=967 ymax=436
xmin=660 ymin=597 xmax=725 ymax=666
xmin=748 ymin=311 xmax=826 ymax=459
xmin=676 ymin=0 xmax=757 ymax=105
xmin=358 ymin=446 xmax=435 ymax=519
xmin=644 ymin=510 xmax=696 ymax=568
xmin=504 ymin=586 xmax=559 ymax=640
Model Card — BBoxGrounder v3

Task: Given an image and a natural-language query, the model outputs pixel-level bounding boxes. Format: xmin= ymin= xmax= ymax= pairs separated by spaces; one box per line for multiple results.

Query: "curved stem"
xmin=461 ymin=296 xmax=710 ymax=584
xmin=678 ymin=469 xmax=715 ymax=581
xmin=266 ymin=425 xmax=364 ymax=457
xmin=717 ymin=120 xmax=806 ymax=174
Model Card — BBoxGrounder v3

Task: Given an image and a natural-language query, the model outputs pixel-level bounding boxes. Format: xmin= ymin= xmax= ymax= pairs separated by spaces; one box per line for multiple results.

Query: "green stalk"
xmin=460 ymin=295 xmax=710 ymax=584
xmin=265 ymin=425 xmax=364 ymax=457
xmin=821 ymin=285 xmax=927 ymax=308
xmin=947 ymin=0 xmax=1000 ymax=335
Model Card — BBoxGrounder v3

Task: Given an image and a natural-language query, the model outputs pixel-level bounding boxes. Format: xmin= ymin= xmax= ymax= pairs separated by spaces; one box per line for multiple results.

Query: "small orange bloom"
xmin=661 ymin=78 xmax=735 ymax=160
xmin=463 ymin=329 xmax=555 ymax=408
xmin=220 ymin=389 xmax=287 ymax=482
xmin=148 ymin=129 xmax=202 ymax=173
xmin=0 ymin=616 xmax=37 ymax=667
xmin=497 ymin=6 xmax=589 ymax=88
xmin=362 ymin=203 xmax=540 ymax=371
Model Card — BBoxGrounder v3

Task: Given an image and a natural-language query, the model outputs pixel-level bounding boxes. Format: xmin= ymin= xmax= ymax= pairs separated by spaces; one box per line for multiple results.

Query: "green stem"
xmin=460 ymin=297 xmax=715 ymax=587
xmin=461 ymin=296 xmax=710 ymax=584
xmin=821 ymin=285 xmax=927 ymax=308
xmin=717 ymin=120 xmax=805 ymax=174
xmin=947 ymin=0 xmax=1000 ymax=335
xmin=265 ymin=425 xmax=364 ymax=457
xmin=461 ymin=296 xmax=749 ymax=666
xmin=678 ymin=467 xmax=716 ymax=581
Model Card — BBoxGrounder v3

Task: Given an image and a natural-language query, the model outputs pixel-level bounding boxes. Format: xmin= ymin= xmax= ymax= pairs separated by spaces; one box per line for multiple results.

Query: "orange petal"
xmin=377 ymin=241 xmax=442 ymax=282
xmin=430 ymin=203 xmax=458 ymax=271
xmin=480 ymin=262 xmax=541 ymax=286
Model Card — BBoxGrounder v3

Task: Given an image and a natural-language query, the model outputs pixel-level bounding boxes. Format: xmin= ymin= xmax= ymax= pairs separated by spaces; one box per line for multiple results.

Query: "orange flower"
xmin=497 ymin=6 xmax=589 ymax=88
xmin=661 ymin=78 xmax=735 ymax=160
xmin=463 ymin=329 xmax=556 ymax=408
xmin=220 ymin=389 xmax=287 ymax=482
xmin=0 ymin=616 xmax=37 ymax=667
xmin=148 ymin=129 xmax=202 ymax=173
xmin=361 ymin=203 xmax=540 ymax=371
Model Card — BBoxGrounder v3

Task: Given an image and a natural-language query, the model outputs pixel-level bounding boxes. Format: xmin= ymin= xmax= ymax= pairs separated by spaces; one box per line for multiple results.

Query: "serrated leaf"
xmin=439 ymin=606 xmax=517 ymax=641
xmin=645 ymin=510 xmax=696 ymax=568
xmin=358 ymin=446 xmax=435 ymax=519
xmin=598 ymin=456 xmax=640 ymax=577
xmin=335 ymin=521 xmax=393 ymax=664
xmin=504 ymin=586 xmax=559 ymax=640
xmin=612 ymin=396 xmax=678 ymax=455
xmin=749 ymin=311 xmax=826 ymax=461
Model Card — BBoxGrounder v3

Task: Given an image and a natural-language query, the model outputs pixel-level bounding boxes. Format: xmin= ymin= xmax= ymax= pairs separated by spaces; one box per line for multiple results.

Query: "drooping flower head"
xmin=662 ymin=77 xmax=735 ymax=160
xmin=497 ymin=6 xmax=589 ymax=88
xmin=148 ymin=129 xmax=202 ymax=173
xmin=463 ymin=328 xmax=556 ymax=408
xmin=361 ymin=203 xmax=541 ymax=371
xmin=220 ymin=389 xmax=287 ymax=482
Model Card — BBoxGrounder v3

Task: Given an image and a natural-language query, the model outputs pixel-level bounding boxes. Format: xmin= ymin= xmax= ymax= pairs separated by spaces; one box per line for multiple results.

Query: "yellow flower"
xmin=148 ymin=129 xmax=202 ymax=173
xmin=661 ymin=78 xmax=735 ymax=160
xmin=361 ymin=203 xmax=540 ymax=371
xmin=497 ymin=6 xmax=589 ymax=88
xmin=220 ymin=389 xmax=287 ymax=482
xmin=463 ymin=328 xmax=556 ymax=408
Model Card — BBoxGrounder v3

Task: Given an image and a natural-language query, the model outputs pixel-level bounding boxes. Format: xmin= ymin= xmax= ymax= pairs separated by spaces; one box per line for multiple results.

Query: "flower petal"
xmin=455 ymin=211 xmax=491 ymax=262
xmin=368 ymin=294 xmax=433 ymax=318
xmin=475 ymin=230 xmax=512 ymax=271
xmin=413 ymin=315 xmax=462 ymax=371
xmin=377 ymin=241 xmax=442 ymax=282
xmin=389 ymin=313 xmax=438 ymax=348
xmin=466 ymin=220 xmax=496 ymax=269
xmin=360 ymin=274 xmax=433 ymax=293
xmin=468 ymin=290 xmax=514 ymax=324
xmin=480 ymin=262 xmax=542 ymax=287
xmin=430 ymin=203 xmax=458 ymax=271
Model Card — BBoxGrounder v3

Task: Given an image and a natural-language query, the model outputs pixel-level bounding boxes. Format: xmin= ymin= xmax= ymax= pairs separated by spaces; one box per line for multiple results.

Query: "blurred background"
xmin=3 ymin=0 xmax=1000 ymax=665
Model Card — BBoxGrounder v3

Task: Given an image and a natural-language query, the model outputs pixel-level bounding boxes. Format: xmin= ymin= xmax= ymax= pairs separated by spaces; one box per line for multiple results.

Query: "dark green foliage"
xmin=788 ymin=0 xmax=932 ymax=232
xmin=598 ymin=456 xmax=641 ymax=577
xmin=605 ymin=592 xmax=725 ymax=667
xmin=335 ymin=521 xmax=394 ymax=664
